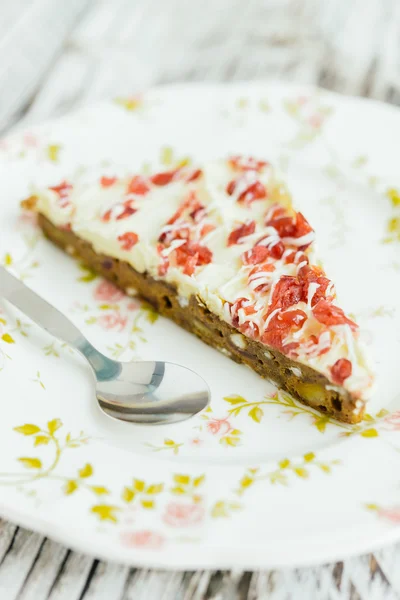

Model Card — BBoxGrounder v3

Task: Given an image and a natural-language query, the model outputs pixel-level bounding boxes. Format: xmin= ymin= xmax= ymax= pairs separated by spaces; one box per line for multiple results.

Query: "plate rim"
xmin=1 ymin=79 xmax=400 ymax=569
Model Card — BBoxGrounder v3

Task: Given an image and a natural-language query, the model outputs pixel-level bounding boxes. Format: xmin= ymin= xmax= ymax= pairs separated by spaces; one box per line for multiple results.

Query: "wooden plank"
xmin=374 ymin=546 xmax=400 ymax=595
xmin=0 ymin=520 xmax=18 ymax=564
xmin=46 ymin=552 xmax=93 ymax=600
xmin=16 ymin=539 xmax=68 ymax=600
xmin=78 ymin=561 xmax=129 ymax=600
xmin=121 ymin=569 xmax=185 ymax=600
xmin=343 ymin=555 xmax=398 ymax=600
xmin=0 ymin=528 xmax=43 ymax=599
xmin=181 ymin=572 xmax=212 ymax=600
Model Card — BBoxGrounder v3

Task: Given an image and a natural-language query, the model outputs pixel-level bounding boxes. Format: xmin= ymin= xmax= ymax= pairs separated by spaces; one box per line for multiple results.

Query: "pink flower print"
xmin=190 ymin=437 xmax=203 ymax=446
xmin=377 ymin=507 xmax=400 ymax=523
xmin=94 ymin=280 xmax=124 ymax=303
xmin=117 ymin=94 xmax=144 ymax=111
xmin=120 ymin=530 xmax=165 ymax=550
xmin=130 ymin=93 xmax=143 ymax=103
xmin=308 ymin=114 xmax=323 ymax=129
xmin=163 ymin=502 xmax=204 ymax=528
xmin=297 ymin=95 xmax=309 ymax=106
xmin=98 ymin=312 xmax=127 ymax=332
xmin=206 ymin=417 xmax=232 ymax=436
xmin=384 ymin=411 xmax=400 ymax=431
xmin=18 ymin=211 xmax=38 ymax=227
xmin=23 ymin=132 xmax=38 ymax=147
xmin=127 ymin=300 xmax=141 ymax=311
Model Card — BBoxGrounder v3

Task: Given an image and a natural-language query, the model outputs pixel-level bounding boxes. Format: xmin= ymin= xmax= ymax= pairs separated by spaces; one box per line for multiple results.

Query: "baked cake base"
xmin=38 ymin=214 xmax=364 ymax=424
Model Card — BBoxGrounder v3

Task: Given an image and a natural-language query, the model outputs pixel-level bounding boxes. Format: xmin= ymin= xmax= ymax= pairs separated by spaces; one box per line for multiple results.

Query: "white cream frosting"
xmin=32 ymin=157 xmax=374 ymax=400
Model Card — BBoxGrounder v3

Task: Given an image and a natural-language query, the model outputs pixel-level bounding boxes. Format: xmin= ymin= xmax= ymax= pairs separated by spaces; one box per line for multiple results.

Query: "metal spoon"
xmin=0 ymin=267 xmax=210 ymax=424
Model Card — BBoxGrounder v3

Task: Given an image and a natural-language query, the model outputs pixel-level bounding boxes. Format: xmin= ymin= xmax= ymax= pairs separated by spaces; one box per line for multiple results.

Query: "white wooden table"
xmin=1 ymin=1 xmax=400 ymax=598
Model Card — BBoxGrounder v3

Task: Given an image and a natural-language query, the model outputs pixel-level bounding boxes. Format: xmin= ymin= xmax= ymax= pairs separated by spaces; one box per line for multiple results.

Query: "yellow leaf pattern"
xmin=174 ymin=474 xmax=190 ymax=486
xmin=133 ymin=479 xmax=145 ymax=492
xmin=220 ymin=433 xmax=241 ymax=447
xmin=224 ymin=395 xmax=247 ymax=405
xmin=77 ymin=263 xmax=98 ymax=283
xmin=1 ymin=333 xmax=15 ymax=344
xmin=47 ymin=144 xmax=61 ymax=162
xmin=34 ymin=435 xmax=50 ymax=447
xmin=224 ymin=395 xmax=267 ymax=423
xmin=384 ymin=188 xmax=400 ymax=243
xmin=193 ymin=475 xmax=205 ymax=488
xmin=248 ymin=406 xmax=263 ymax=423
xmin=64 ymin=480 xmax=78 ymax=495
xmin=2 ymin=420 xmax=96 ymax=501
xmin=4 ymin=253 xmax=12 ymax=266
xmin=211 ymin=501 xmax=242 ymax=518
xmin=145 ymin=438 xmax=185 ymax=455
xmin=236 ymin=453 xmax=340 ymax=495
xmin=47 ymin=419 xmax=62 ymax=434
xmin=159 ymin=146 xmax=191 ymax=169
xmin=0 ymin=414 xmax=371 ymax=530
xmin=91 ymin=505 xmax=120 ymax=523
xmin=146 ymin=483 xmax=164 ymax=494
xmin=1 ymin=97 xmax=399 ymax=542
xmin=294 ymin=467 xmax=309 ymax=478
xmin=90 ymin=486 xmax=109 ymax=496
xmin=79 ymin=463 xmax=93 ymax=478
xmin=121 ymin=479 xmax=163 ymax=509
xmin=14 ymin=424 xmax=41 ymax=436
xmin=122 ymin=487 xmax=135 ymax=503
xmin=18 ymin=457 xmax=42 ymax=469
xmin=171 ymin=474 xmax=206 ymax=503
xmin=171 ymin=486 xmax=185 ymax=495
xmin=304 ymin=452 xmax=315 ymax=462
xmin=387 ymin=188 xmax=400 ymax=206
xmin=361 ymin=428 xmax=378 ymax=438
xmin=114 ymin=97 xmax=142 ymax=111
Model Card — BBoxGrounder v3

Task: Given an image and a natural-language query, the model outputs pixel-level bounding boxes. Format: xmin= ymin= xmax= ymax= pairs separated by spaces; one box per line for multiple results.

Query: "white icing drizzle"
xmin=230 ymin=333 xmax=247 ymax=349
xmin=229 ymin=171 xmax=259 ymax=202
xmin=290 ymin=367 xmax=302 ymax=377
xmin=161 ymin=239 xmax=186 ymax=256
xmin=307 ymin=282 xmax=320 ymax=308
xmin=282 ymin=231 xmax=316 ymax=247
xmin=263 ymin=308 xmax=281 ymax=330
xmin=178 ymin=296 xmax=189 ymax=307
xmin=32 ymin=156 xmax=374 ymax=401
xmin=296 ymin=260 xmax=308 ymax=274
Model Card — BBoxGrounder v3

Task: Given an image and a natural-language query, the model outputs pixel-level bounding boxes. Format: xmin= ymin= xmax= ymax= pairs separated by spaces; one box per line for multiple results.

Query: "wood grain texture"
xmin=1 ymin=0 xmax=400 ymax=598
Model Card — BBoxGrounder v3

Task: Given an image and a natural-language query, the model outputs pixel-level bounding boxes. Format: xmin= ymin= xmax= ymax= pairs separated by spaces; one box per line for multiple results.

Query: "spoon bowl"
xmin=0 ymin=267 xmax=210 ymax=425
xmin=96 ymin=360 xmax=210 ymax=424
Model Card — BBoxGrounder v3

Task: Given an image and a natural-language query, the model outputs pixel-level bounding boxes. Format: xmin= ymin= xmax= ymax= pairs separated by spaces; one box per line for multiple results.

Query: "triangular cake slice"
xmin=23 ymin=155 xmax=374 ymax=423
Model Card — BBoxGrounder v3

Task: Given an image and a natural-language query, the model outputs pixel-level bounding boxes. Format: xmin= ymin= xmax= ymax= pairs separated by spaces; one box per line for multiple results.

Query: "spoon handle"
xmin=0 ymin=267 xmax=119 ymax=380
xmin=0 ymin=266 xmax=86 ymax=343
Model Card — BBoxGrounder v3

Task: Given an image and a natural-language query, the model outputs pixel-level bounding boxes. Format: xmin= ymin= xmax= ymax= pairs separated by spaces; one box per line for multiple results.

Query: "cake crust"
xmin=38 ymin=213 xmax=364 ymax=424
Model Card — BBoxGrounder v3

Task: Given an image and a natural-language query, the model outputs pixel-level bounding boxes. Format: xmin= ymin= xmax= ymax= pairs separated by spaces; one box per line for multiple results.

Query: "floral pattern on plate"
xmin=0 ymin=82 xmax=400 ymax=569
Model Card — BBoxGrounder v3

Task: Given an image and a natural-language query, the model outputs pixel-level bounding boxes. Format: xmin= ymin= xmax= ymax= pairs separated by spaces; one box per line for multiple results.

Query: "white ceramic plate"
xmin=0 ymin=82 xmax=400 ymax=569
